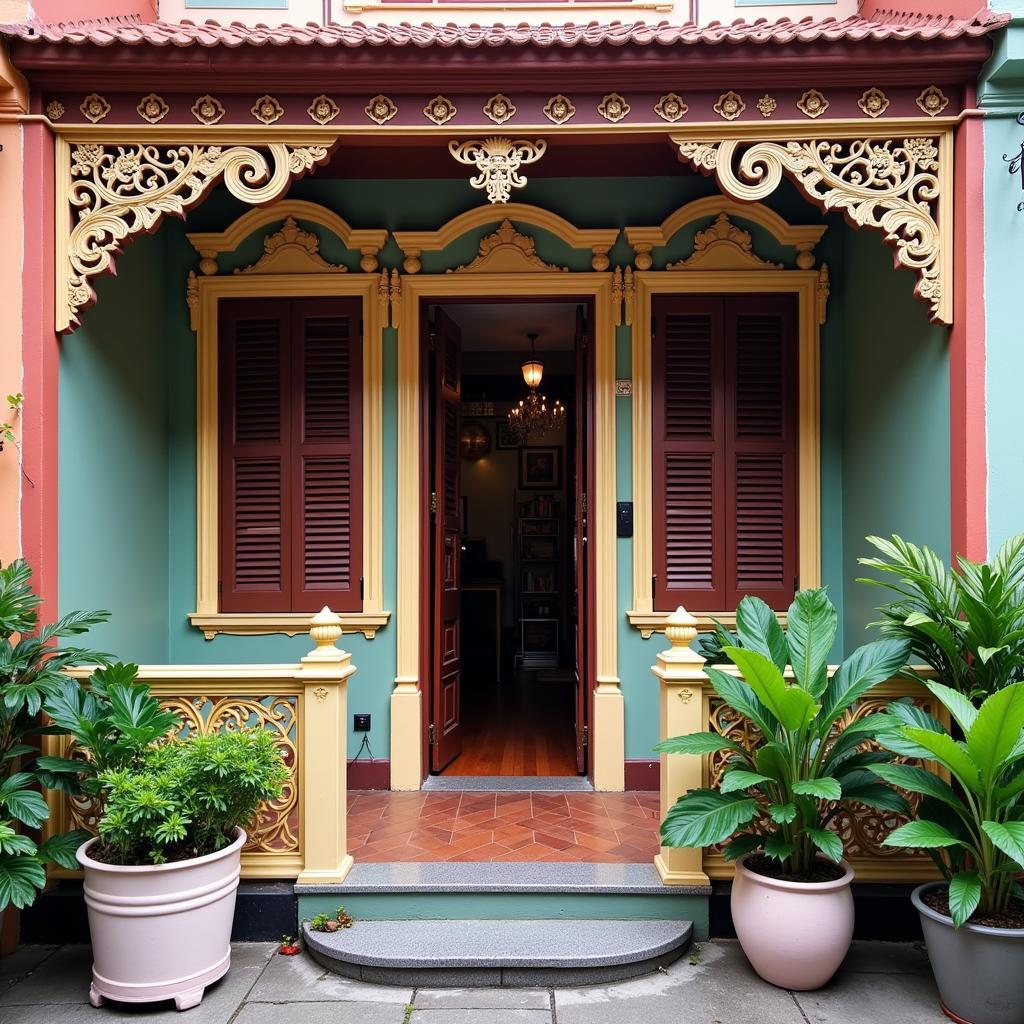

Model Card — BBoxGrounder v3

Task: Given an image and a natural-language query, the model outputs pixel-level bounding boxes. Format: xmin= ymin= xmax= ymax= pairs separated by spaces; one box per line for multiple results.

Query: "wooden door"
xmin=572 ymin=304 xmax=590 ymax=774
xmin=431 ymin=308 xmax=463 ymax=772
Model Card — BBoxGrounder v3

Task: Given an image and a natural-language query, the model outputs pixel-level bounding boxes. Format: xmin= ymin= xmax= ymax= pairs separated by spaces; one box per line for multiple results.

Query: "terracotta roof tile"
xmin=0 ymin=9 xmax=1009 ymax=50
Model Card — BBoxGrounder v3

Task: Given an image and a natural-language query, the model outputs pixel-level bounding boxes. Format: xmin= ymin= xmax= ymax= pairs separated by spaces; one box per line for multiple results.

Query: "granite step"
xmin=295 ymin=862 xmax=710 ymax=933
xmin=303 ymin=917 xmax=693 ymax=987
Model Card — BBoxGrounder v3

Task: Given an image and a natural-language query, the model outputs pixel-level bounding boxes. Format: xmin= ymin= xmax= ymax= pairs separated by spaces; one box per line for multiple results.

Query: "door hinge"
xmin=428 ymin=723 xmax=436 ymax=746
xmin=652 ymin=574 xmax=657 ymax=601
xmin=217 ymin=580 xmax=222 ymax=595
xmin=360 ymin=576 xmax=365 ymax=600
xmin=430 ymin=491 xmax=438 ymax=516
xmin=582 ymin=725 xmax=589 ymax=747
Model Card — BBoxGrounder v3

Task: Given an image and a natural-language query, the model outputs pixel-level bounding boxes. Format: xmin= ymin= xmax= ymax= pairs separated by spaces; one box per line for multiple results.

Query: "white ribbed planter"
xmin=730 ymin=854 xmax=855 ymax=991
xmin=77 ymin=828 xmax=245 ymax=1011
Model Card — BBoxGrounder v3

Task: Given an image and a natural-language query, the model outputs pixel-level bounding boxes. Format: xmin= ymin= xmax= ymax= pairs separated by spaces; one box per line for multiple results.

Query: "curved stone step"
xmin=303 ymin=917 xmax=693 ymax=987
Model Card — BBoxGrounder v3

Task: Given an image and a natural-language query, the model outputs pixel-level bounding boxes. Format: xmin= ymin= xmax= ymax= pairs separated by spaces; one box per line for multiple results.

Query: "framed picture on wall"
xmin=495 ymin=421 xmax=519 ymax=450
xmin=519 ymin=447 xmax=561 ymax=488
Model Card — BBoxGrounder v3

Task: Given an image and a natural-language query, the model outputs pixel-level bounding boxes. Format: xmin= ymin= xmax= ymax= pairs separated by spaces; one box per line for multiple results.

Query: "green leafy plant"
xmin=0 ymin=393 xmax=23 ymax=453
xmin=657 ymin=589 xmax=911 ymax=878
xmin=93 ymin=729 xmax=288 ymax=866
xmin=859 ymin=534 xmax=1024 ymax=700
xmin=871 ymin=681 xmax=1024 ymax=927
xmin=0 ymin=559 xmax=106 ymax=909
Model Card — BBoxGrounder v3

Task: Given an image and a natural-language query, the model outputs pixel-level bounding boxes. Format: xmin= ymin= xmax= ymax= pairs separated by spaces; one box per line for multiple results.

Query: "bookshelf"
xmin=515 ymin=493 xmax=562 ymax=669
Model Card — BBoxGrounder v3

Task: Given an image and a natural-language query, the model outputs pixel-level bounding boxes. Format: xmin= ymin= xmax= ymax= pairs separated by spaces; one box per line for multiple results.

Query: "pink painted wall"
xmin=858 ymin=0 xmax=991 ymax=18
xmin=3 ymin=0 xmax=155 ymax=22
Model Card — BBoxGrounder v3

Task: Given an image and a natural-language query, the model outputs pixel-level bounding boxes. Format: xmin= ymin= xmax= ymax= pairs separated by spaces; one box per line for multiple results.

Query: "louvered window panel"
xmin=663 ymin=315 xmax=714 ymax=440
xmin=301 ymin=456 xmax=351 ymax=591
xmin=653 ymin=294 xmax=797 ymax=613
xmin=234 ymin=319 xmax=282 ymax=444
xmin=303 ymin=316 xmax=351 ymax=442
xmin=664 ymin=453 xmax=715 ymax=589
xmin=735 ymin=455 xmax=786 ymax=591
xmin=233 ymin=459 xmax=283 ymax=590
xmin=220 ymin=296 xmax=363 ymax=615
xmin=735 ymin=315 xmax=784 ymax=439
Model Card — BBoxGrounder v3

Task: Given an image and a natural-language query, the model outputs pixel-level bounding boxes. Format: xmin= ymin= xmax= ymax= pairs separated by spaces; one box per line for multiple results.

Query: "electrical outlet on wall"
xmin=353 ymin=714 xmax=371 ymax=732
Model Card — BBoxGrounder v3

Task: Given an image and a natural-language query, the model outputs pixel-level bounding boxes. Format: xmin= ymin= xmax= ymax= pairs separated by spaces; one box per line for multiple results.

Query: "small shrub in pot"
xmin=47 ymin=667 xmax=287 ymax=1010
xmin=657 ymin=589 xmax=910 ymax=990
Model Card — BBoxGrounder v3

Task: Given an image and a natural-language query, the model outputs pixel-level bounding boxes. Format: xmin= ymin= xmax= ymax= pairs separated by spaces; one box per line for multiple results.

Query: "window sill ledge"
xmin=189 ymin=611 xmax=391 ymax=641
xmin=626 ymin=609 xmax=787 ymax=640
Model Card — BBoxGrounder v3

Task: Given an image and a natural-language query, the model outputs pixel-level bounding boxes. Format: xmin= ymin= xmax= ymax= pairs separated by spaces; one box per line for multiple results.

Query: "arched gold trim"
xmin=57 ymin=140 xmax=331 ymax=332
xmin=451 ymin=219 xmax=568 ymax=274
xmin=624 ymin=195 xmax=826 ymax=272
xmin=186 ymin=198 xmax=388 ymax=276
xmin=392 ymin=202 xmax=620 ymax=274
xmin=235 ymin=216 xmax=348 ymax=276
xmin=672 ymin=133 xmax=952 ymax=324
xmin=666 ymin=212 xmax=782 ymax=271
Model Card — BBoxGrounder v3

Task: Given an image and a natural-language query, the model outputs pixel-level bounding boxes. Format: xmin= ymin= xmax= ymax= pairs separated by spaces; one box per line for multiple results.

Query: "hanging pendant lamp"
xmin=507 ymin=332 xmax=565 ymax=443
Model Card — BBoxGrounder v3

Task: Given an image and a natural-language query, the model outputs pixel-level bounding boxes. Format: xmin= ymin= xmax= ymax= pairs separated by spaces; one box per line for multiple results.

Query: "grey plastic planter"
xmin=913 ymin=881 xmax=1024 ymax=1024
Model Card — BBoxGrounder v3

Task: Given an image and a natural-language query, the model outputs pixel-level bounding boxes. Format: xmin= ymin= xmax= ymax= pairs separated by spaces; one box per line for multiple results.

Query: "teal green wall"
xmin=59 ymin=232 xmax=170 ymax=663
xmin=839 ymin=231 xmax=951 ymax=648
xmin=58 ymin=174 xmax=952 ymax=765
xmin=981 ymin=18 xmax=1024 ymax=558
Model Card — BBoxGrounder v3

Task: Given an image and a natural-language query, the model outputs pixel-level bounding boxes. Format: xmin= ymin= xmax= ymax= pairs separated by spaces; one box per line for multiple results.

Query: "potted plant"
xmin=46 ymin=669 xmax=287 ymax=1011
xmin=656 ymin=589 xmax=910 ymax=990
xmin=0 ymin=560 xmax=105 ymax=930
xmin=859 ymin=534 xmax=1024 ymax=1024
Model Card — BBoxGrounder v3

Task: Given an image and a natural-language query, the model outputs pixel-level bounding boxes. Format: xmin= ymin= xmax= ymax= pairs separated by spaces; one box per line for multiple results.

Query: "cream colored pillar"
xmin=389 ymin=680 xmax=422 ymax=791
xmin=296 ymin=608 xmax=356 ymax=885
xmin=652 ymin=606 xmax=711 ymax=887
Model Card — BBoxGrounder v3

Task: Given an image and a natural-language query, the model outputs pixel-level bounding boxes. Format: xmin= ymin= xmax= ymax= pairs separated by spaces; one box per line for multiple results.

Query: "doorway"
xmin=424 ymin=299 xmax=594 ymax=777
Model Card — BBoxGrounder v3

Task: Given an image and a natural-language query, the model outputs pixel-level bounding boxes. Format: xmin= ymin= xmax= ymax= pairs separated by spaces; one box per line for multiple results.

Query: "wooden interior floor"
xmin=440 ymin=670 xmax=578 ymax=776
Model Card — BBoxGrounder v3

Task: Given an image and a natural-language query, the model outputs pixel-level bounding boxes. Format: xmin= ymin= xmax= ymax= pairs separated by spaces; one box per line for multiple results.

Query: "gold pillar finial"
xmin=664 ymin=606 xmax=698 ymax=649
xmin=308 ymin=606 xmax=343 ymax=655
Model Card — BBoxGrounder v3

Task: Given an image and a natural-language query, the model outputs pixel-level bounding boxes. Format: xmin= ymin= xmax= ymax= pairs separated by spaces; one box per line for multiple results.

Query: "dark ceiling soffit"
xmin=6 ymin=35 xmax=999 ymax=93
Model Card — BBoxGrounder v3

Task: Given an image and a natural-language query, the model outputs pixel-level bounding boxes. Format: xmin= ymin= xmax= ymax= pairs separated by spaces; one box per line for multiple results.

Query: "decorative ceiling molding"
xmin=448 ymin=137 xmax=546 ymax=204
xmin=672 ymin=134 xmax=950 ymax=323
xmin=625 ymin=194 xmax=826 ymax=272
xmin=666 ymin=212 xmax=782 ymax=271
xmin=234 ymin=216 xmax=347 ymax=275
xmin=452 ymin=219 xmax=567 ymax=274
xmin=185 ymin=198 xmax=387 ymax=276
xmin=393 ymin=202 xmax=619 ymax=274
xmin=59 ymin=142 xmax=330 ymax=332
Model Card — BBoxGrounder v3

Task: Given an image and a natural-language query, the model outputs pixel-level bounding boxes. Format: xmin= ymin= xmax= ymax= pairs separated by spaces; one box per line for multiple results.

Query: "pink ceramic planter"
xmin=77 ymin=828 xmax=245 ymax=1011
xmin=731 ymin=853 xmax=855 ymax=991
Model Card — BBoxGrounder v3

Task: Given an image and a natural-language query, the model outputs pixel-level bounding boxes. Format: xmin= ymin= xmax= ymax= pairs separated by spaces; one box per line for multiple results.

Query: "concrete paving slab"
xmin=248 ymin=949 xmax=414 ymax=1004
xmin=555 ymin=941 xmax=806 ymax=1024
xmin=838 ymin=940 xmax=931 ymax=975
xmin=0 ymin=944 xmax=92 ymax=1004
xmin=793 ymin=969 xmax=947 ymax=1023
xmin=410 ymin=1011 xmax=551 ymax=1024
xmin=234 ymin=1001 xmax=408 ymax=1024
xmin=415 ymin=988 xmax=551 ymax=1010
xmin=0 ymin=946 xmax=57 ymax=990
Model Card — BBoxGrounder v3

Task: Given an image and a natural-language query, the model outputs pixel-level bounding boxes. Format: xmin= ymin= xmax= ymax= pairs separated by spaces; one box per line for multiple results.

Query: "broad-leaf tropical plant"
xmin=656 ymin=589 xmax=911 ymax=878
xmin=871 ymin=681 xmax=1024 ymax=927
xmin=0 ymin=559 xmax=107 ymax=908
xmin=859 ymin=533 xmax=1024 ymax=700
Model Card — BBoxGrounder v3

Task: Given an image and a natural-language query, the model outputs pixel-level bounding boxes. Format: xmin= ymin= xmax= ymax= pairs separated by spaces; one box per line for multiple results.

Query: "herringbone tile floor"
xmin=346 ymin=791 xmax=661 ymax=862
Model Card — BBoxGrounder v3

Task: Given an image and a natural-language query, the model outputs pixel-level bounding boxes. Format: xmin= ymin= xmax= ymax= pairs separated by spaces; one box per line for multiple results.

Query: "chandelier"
xmin=507 ymin=332 xmax=566 ymax=442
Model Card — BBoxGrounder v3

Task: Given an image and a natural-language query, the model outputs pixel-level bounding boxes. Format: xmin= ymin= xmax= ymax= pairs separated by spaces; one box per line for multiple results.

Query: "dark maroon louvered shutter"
xmin=724 ymin=295 xmax=798 ymax=610
xmin=219 ymin=300 xmax=293 ymax=612
xmin=652 ymin=297 xmax=726 ymax=610
xmin=652 ymin=294 xmax=798 ymax=613
xmin=291 ymin=298 xmax=362 ymax=613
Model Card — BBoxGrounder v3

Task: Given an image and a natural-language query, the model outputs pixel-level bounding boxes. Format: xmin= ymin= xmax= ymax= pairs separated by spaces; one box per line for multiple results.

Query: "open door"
xmin=572 ymin=304 xmax=590 ymax=774
xmin=430 ymin=308 xmax=463 ymax=772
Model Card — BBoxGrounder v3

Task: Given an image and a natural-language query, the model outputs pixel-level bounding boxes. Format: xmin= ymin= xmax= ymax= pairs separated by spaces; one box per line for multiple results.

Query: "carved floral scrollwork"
xmin=63 ymin=143 xmax=330 ymax=331
xmin=675 ymin=136 xmax=946 ymax=323
xmin=448 ymin=137 xmax=547 ymax=204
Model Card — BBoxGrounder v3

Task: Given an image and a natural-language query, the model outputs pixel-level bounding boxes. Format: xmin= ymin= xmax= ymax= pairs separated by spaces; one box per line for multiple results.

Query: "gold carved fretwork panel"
xmin=673 ymin=135 xmax=951 ymax=324
xmin=703 ymin=679 xmax=947 ymax=881
xmin=60 ymin=141 xmax=330 ymax=332
xmin=59 ymin=693 xmax=300 ymax=857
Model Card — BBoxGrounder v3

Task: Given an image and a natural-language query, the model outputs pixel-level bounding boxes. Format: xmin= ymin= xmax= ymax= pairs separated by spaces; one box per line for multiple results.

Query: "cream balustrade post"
xmin=296 ymin=607 xmax=356 ymax=885
xmin=652 ymin=606 xmax=711 ymax=887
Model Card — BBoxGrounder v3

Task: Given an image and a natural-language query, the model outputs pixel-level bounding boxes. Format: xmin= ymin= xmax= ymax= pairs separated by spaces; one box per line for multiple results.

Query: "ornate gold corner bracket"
xmin=60 ymin=142 xmax=331 ymax=333
xmin=448 ymin=137 xmax=546 ymax=204
xmin=672 ymin=135 xmax=951 ymax=325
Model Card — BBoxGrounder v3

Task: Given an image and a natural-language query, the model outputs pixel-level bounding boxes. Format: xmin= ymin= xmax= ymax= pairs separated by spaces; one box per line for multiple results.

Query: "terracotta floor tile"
xmin=346 ymin=789 xmax=660 ymax=863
